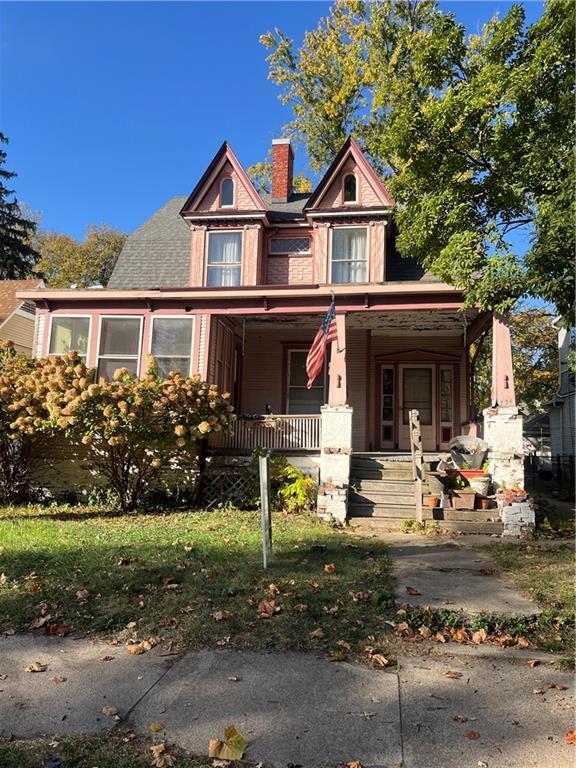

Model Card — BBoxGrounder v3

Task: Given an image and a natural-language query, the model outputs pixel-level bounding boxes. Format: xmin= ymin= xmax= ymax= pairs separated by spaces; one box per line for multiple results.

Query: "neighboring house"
xmin=549 ymin=323 xmax=576 ymax=458
xmin=0 ymin=279 xmax=43 ymax=356
xmin=18 ymin=137 xmax=521 ymax=524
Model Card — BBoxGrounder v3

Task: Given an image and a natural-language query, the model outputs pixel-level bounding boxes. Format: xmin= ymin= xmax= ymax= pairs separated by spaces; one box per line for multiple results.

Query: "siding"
xmin=0 ymin=312 xmax=35 ymax=355
xmin=196 ymin=160 xmax=256 ymax=212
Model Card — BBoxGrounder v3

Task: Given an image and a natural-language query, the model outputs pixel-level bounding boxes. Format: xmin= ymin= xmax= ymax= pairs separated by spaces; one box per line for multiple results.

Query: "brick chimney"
xmin=271 ymin=138 xmax=293 ymax=202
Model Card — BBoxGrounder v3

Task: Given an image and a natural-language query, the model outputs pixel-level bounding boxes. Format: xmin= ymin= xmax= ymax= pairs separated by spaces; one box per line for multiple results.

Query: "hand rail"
xmin=210 ymin=414 xmax=322 ymax=451
xmin=409 ymin=409 xmax=423 ymax=522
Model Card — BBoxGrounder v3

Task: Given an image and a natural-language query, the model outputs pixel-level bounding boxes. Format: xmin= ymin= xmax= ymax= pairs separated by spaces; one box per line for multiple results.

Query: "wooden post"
xmin=328 ymin=314 xmax=347 ymax=406
xmin=259 ymin=453 xmax=272 ymax=569
xmin=409 ymin=409 xmax=423 ymax=523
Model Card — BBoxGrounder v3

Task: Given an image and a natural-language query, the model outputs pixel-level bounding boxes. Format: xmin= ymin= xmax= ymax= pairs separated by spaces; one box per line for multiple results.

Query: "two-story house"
xmin=19 ymin=137 xmax=522 ymax=524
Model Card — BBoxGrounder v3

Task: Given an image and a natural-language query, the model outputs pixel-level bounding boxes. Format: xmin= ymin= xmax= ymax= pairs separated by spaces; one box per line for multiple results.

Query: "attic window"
xmin=221 ymin=178 xmax=234 ymax=207
xmin=343 ymin=173 xmax=357 ymax=203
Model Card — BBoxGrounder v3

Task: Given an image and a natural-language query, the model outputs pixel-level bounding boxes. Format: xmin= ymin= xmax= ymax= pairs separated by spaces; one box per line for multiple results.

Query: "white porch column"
xmin=483 ymin=313 xmax=524 ymax=488
xmin=317 ymin=405 xmax=353 ymax=525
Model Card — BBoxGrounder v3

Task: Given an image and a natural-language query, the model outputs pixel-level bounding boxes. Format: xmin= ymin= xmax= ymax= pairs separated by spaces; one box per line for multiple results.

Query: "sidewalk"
xmin=1 ymin=636 xmax=573 ymax=767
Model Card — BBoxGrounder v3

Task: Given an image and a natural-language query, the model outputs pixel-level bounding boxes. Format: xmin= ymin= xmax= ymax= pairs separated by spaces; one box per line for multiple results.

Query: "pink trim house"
xmin=19 ymin=137 xmax=522 ymax=523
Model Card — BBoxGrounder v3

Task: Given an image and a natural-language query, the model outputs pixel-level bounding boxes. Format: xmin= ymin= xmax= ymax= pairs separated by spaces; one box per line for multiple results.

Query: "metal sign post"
xmin=258 ymin=453 xmax=273 ymax=569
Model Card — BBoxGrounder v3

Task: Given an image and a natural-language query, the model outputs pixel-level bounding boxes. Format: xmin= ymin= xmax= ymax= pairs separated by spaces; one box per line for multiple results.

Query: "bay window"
xmin=331 ymin=227 xmax=367 ymax=283
xmin=151 ymin=317 xmax=194 ymax=378
xmin=97 ymin=317 xmax=142 ymax=380
xmin=49 ymin=316 xmax=90 ymax=358
xmin=206 ymin=231 xmax=242 ymax=286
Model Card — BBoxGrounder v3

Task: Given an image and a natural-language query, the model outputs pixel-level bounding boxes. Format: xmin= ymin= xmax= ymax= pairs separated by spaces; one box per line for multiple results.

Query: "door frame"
xmin=374 ymin=350 xmax=461 ymax=451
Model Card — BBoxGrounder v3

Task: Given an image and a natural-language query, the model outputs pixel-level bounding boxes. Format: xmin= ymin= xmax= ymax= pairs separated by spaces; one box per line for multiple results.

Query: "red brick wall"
xmin=272 ymin=140 xmax=293 ymax=201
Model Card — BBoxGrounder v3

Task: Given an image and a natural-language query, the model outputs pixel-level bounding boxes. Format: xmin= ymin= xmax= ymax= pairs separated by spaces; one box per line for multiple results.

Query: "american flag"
xmin=306 ymin=299 xmax=338 ymax=389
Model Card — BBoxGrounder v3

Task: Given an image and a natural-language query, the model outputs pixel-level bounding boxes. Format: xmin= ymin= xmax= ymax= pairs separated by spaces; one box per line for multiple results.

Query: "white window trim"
xmin=219 ymin=177 xmax=235 ymax=208
xmin=286 ymin=347 xmax=326 ymax=414
xmin=148 ymin=315 xmax=196 ymax=377
xmin=47 ymin=314 xmax=93 ymax=359
xmin=329 ymin=225 xmax=369 ymax=284
xmin=205 ymin=229 xmax=244 ymax=287
xmin=342 ymin=172 xmax=359 ymax=205
xmin=96 ymin=315 xmax=144 ymax=379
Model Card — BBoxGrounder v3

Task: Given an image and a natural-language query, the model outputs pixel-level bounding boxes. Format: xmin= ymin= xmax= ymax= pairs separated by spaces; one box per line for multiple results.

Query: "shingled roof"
xmin=261 ymin=192 xmax=310 ymax=222
xmin=0 ymin=280 xmax=42 ymax=322
xmin=107 ymin=197 xmax=190 ymax=290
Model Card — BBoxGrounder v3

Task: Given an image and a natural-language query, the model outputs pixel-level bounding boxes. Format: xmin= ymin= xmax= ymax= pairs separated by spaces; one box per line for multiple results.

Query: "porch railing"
xmin=209 ymin=414 xmax=322 ymax=452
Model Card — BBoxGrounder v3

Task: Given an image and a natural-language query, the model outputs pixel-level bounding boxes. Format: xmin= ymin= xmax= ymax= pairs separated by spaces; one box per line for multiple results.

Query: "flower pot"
xmin=427 ymin=472 xmax=446 ymax=496
xmin=479 ymin=497 xmax=490 ymax=510
xmin=468 ymin=474 xmax=491 ymax=496
xmin=450 ymin=489 xmax=476 ymax=510
xmin=426 ymin=495 xmax=440 ymax=508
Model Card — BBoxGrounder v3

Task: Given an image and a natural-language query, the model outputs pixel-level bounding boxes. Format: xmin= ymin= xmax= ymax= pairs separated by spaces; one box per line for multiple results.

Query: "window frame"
xmin=148 ymin=315 xmax=195 ymax=378
xmin=219 ymin=177 xmax=235 ymax=208
xmin=96 ymin=314 xmax=144 ymax=381
xmin=205 ymin=229 xmax=244 ymax=287
xmin=268 ymin=237 xmax=311 ymax=256
xmin=47 ymin=314 xmax=92 ymax=360
xmin=329 ymin=225 xmax=369 ymax=284
xmin=342 ymin=172 xmax=358 ymax=204
xmin=285 ymin=346 xmax=327 ymax=414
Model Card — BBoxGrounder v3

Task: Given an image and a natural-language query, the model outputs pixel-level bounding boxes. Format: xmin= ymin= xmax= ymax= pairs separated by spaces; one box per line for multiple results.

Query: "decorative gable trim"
xmin=305 ymin=137 xmax=394 ymax=211
xmin=180 ymin=142 xmax=266 ymax=216
xmin=375 ymin=349 xmax=461 ymax=363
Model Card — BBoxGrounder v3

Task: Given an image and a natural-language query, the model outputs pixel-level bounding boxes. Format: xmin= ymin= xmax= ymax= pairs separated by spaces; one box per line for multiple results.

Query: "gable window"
xmin=97 ymin=316 xmax=142 ymax=380
xmin=287 ymin=349 xmax=325 ymax=414
xmin=220 ymin=178 xmax=234 ymax=207
xmin=49 ymin=316 xmax=90 ymax=358
xmin=343 ymin=173 xmax=357 ymax=203
xmin=269 ymin=237 xmax=311 ymax=255
xmin=151 ymin=317 xmax=194 ymax=379
xmin=207 ymin=231 xmax=242 ymax=286
xmin=331 ymin=227 xmax=367 ymax=283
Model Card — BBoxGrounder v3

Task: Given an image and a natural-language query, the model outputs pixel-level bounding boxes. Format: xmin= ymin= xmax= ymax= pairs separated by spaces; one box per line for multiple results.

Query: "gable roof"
xmin=305 ymin=136 xmax=394 ymax=210
xmin=0 ymin=279 xmax=42 ymax=322
xmin=107 ymin=197 xmax=191 ymax=290
xmin=180 ymin=141 xmax=267 ymax=215
xmin=261 ymin=192 xmax=310 ymax=222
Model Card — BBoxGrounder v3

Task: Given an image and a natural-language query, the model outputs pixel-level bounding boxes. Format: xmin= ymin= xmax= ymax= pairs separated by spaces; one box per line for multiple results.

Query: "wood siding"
xmin=0 ymin=312 xmax=35 ymax=355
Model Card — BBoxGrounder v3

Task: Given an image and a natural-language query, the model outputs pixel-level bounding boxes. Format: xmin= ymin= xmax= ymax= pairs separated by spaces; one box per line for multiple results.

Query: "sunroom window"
xmin=331 ymin=227 xmax=367 ymax=283
xmin=97 ymin=317 xmax=142 ymax=380
xmin=220 ymin=178 xmax=234 ymax=207
xmin=49 ymin=317 xmax=90 ymax=358
xmin=151 ymin=317 xmax=194 ymax=378
xmin=343 ymin=173 xmax=357 ymax=203
xmin=207 ymin=231 xmax=242 ymax=286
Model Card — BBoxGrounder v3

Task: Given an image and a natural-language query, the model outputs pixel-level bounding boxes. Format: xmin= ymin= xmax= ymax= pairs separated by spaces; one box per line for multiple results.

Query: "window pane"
xmin=99 ymin=318 xmax=141 ymax=356
xmin=402 ymin=368 xmax=432 ymax=425
xmin=331 ymin=228 xmax=367 ymax=283
xmin=207 ymin=232 xmax=242 ymax=286
xmin=288 ymin=388 xmax=324 ymax=414
xmin=50 ymin=317 xmax=89 ymax=356
xmin=270 ymin=238 xmax=310 ymax=254
xmin=152 ymin=318 xmax=193 ymax=357
xmin=221 ymin=178 xmax=234 ymax=206
xmin=289 ymin=351 xmax=323 ymax=388
xmin=97 ymin=358 xmax=139 ymax=381
xmin=441 ymin=368 xmax=453 ymax=422
xmin=344 ymin=174 xmax=357 ymax=202
xmin=206 ymin=265 xmax=241 ymax=287
xmin=156 ymin=357 xmax=190 ymax=379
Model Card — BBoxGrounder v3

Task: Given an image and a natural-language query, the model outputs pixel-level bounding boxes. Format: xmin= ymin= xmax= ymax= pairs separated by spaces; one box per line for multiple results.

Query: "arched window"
xmin=221 ymin=177 xmax=234 ymax=207
xmin=343 ymin=173 xmax=357 ymax=203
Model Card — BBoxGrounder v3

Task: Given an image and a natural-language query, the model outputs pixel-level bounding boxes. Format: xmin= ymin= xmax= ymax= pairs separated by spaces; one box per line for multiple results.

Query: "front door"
xmin=398 ymin=364 xmax=436 ymax=450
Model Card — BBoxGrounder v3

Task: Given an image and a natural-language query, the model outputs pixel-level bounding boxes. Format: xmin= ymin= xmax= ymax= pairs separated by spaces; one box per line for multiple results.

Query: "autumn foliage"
xmin=0 ymin=343 xmax=234 ymax=510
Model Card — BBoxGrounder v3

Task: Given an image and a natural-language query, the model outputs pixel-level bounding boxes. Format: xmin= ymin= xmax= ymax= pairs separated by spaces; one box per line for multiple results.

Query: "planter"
xmin=450 ymin=489 xmax=477 ymax=510
xmin=426 ymin=495 xmax=441 ymax=508
xmin=427 ymin=472 xmax=447 ymax=496
xmin=449 ymin=436 xmax=489 ymax=469
xmin=468 ymin=474 xmax=491 ymax=496
xmin=479 ymin=497 xmax=490 ymax=510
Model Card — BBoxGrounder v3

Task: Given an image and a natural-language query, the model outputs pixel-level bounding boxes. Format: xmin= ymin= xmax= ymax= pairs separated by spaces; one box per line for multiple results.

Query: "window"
xmin=207 ymin=231 xmax=242 ymax=286
xmin=49 ymin=317 xmax=90 ymax=358
xmin=151 ymin=317 xmax=194 ymax=379
xmin=331 ymin=227 xmax=367 ymax=283
xmin=440 ymin=367 xmax=453 ymax=423
xmin=343 ymin=173 xmax=357 ymax=203
xmin=269 ymin=237 xmax=311 ymax=255
xmin=402 ymin=368 xmax=433 ymax=425
xmin=220 ymin=178 xmax=234 ymax=207
xmin=97 ymin=317 xmax=142 ymax=380
xmin=287 ymin=349 xmax=325 ymax=414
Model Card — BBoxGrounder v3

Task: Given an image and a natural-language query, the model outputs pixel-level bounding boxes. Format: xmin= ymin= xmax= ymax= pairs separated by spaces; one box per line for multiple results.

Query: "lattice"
xmin=269 ymin=237 xmax=311 ymax=255
xmin=201 ymin=468 xmax=258 ymax=509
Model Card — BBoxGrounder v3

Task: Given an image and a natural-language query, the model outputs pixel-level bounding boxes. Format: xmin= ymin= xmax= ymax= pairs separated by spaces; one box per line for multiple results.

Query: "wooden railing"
xmin=209 ymin=414 xmax=322 ymax=452
xmin=409 ymin=409 xmax=424 ymax=522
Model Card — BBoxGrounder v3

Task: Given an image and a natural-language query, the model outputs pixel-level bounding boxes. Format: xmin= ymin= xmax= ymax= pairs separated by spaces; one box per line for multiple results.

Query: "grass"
xmin=0 ymin=505 xmax=396 ymax=659
xmin=0 ymin=731 xmax=250 ymax=768
xmin=485 ymin=541 xmax=575 ymax=653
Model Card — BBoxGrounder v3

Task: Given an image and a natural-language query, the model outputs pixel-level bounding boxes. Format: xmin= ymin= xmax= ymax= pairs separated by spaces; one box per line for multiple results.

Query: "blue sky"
xmin=1 ymin=1 xmax=543 ymax=239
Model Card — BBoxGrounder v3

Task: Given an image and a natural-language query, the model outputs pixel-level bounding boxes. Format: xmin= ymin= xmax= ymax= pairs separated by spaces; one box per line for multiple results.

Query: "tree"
xmin=35 ymin=224 xmax=127 ymax=287
xmin=0 ymin=133 xmax=38 ymax=278
xmin=472 ymin=305 xmax=558 ymax=415
xmin=261 ymin=0 xmax=575 ymax=319
xmin=247 ymin=150 xmax=313 ymax=194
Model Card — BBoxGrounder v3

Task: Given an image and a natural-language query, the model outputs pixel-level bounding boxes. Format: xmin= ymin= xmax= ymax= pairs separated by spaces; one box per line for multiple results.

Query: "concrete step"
xmin=351 ymin=468 xmax=414 ymax=481
xmin=351 ymin=478 xmax=415 ymax=493
xmin=348 ymin=503 xmax=417 ymax=519
xmin=348 ymin=517 xmax=415 ymax=531
xmin=350 ymin=490 xmax=416 ymax=506
xmin=422 ymin=508 xmax=501 ymax=523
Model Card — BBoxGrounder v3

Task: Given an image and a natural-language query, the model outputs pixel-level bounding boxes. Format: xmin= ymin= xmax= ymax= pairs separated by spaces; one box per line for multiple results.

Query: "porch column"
xmin=483 ymin=313 xmax=524 ymax=489
xmin=328 ymin=314 xmax=347 ymax=406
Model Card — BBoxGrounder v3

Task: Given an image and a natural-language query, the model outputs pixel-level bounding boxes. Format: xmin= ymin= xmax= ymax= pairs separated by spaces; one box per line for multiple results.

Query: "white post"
xmin=316 ymin=405 xmax=353 ymax=526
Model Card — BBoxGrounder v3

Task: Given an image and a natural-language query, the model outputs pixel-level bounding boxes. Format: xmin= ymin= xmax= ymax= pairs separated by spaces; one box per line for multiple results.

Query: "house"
xmin=18 ymin=138 xmax=523 ymax=524
xmin=549 ymin=322 xmax=575 ymax=458
xmin=0 ymin=279 xmax=43 ymax=356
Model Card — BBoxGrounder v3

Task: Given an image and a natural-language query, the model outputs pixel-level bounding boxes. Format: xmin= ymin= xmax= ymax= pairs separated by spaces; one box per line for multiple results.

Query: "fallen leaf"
xmin=337 ymin=640 xmax=352 ymax=650
xmin=52 ymin=675 xmax=67 ymax=683
xmin=30 ymin=615 xmax=51 ymax=629
xmin=479 ymin=568 xmax=494 ymax=576
xmin=0 ymin=674 xmax=6 ymax=680
xmin=324 ymin=563 xmax=336 ymax=573
xmin=76 ymin=589 xmax=89 ymax=600
xmin=396 ymin=622 xmax=410 ymax=635
xmin=266 ymin=583 xmax=280 ymax=595
xmin=445 ymin=670 xmax=463 ymax=679
xmin=208 ymin=725 xmax=247 ymax=760
xmin=150 ymin=741 xmax=176 ymax=767
xmin=418 ymin=625 xmax=432 ymax=639
xmin=100 ymin=655 xmax=114 ymax=662
xmin=330 ymin=651 xmax=348 ymax=662
xmin=149 ymin=721 xmax=165 ymax=733
xmin=565 ymin=730 xmax=576 ymax=745
xmin=405 ymin=586 xmax=421 ymax=595
xmin=44 ymin=622 xmax=68 ymax=637
xmin=125 ymin=639 xmax=154 ymax=655
xmin=309 ymin=627 xmax=325 ymax=639
xmin=452 ymin=627 xmax=470 ymax=643
xmin=472 ymin=628 xmax=487 ymax=644
xmin=515 ymin=636 xmax=531 ymax=649
xmin=212 ymin=610 xmax=232 ymax=622
xmin=227 ymin=675 xmax=241 ymax=682
xmin=527 ymin=659 xmax=541 ymax=668
xmin=293 ymin=603 xmax=308 ymax=612
xmin=464 ymin=730 xmax=480 ymax=740
xmin=453 ymin=715 xmax=468 ymax=723
xmin=533 ymin=688 xmax=544 ymax=695
xmin=257 ymin=599 xmax=281 ymax=618
xmin=102 ymin=705 xmax=119 ymax=716
xmin=24 ymin=662 xmax=46 ymax=673
xmin=346 ymin=762 xmax=364 ymax=768
xmin=117 ymin=556 xmax=133 ymax=566
xmin=163 ymin=582 xmax=180 ymax=591
xmin=164 ymin=617 xmax=178 ymax=628
xmin=434 ymin=631 xmax=448 ymax=643
xmin=0 ymin=573 xmax=7 ymax=584
xmin=545 ymin=682 xmax=568 ymax=690
xmin=371 ymin=654 xmax=391 ymax=667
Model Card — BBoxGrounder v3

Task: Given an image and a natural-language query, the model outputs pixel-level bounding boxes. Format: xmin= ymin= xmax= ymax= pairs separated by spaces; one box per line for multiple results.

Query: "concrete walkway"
xmin=1 ymin=636 xmax=573 ymax=767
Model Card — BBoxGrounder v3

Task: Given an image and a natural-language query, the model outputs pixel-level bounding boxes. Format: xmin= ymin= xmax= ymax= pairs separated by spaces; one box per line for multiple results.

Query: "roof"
xmin=0 ymin=279 xmax=42 ymax=322
xmin=261 ymin=192 xmax=310 ymax=222
xmin=107 ymin=197 xmax=191 ymax=290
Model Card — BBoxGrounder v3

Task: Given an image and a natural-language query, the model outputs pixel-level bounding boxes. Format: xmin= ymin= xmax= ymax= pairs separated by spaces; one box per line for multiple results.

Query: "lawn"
xmin=0 ymin=505 xmax=396 ymax=659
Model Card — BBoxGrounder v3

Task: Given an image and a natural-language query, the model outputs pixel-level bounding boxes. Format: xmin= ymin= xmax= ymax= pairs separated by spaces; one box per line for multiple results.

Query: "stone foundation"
xmin=318 ymin=405 xmax=352 ymax=524
xmin=483 ymin=406 xmax=524 ymax=489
